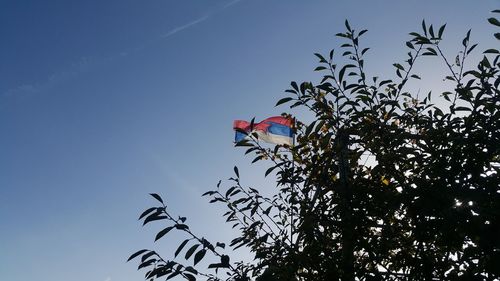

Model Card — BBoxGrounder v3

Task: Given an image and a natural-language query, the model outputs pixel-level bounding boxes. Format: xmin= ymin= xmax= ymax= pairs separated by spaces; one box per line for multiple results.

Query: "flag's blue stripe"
xmin=234 ymin=123 xmax=293 ymax=142
xmin=266 ymin=122 xmax=293 ymax=137
xmin=235 ymin=131 xmax=247 ymax=142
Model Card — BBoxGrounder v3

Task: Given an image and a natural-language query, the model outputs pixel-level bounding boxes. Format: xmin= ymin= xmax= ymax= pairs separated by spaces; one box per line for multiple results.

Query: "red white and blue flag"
xmin=233 ymin=116 xmax=294 ymax=146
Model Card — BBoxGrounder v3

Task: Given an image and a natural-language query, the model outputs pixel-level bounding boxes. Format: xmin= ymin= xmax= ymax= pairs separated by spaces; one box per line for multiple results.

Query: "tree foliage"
xmin=129 ymin=12 xmax=500 ymax=281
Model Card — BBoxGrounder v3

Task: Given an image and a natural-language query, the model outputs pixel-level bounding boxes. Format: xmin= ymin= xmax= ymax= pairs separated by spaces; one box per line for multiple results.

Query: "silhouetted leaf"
xmin=184 ymin=266 xmax=198 ymax=274
xmin=314 ymin=66 xmax=327 ymax=71
xmin=276 ymin=97 xmax=293 ymax=106
xmin=314 ymin=53 xmax=327 ymax=63
xmin=155 ymin=226 xmax=174 ymax=241
xmin=221 ymin=254 xmax=230 ymax=266
xmin=139 ymin=207 xmax=157 ymax=220
xmin=345 ymin=19 xmax=352 ymax=32
xmin=150 ymin=193 xmax=164 ymax=204
xmin=393 ymin=63 xmax=405 ymax=71
xmin=175 ymin=224 xmax=189 ymax=230
xmin=208 ymin=263 xmax=222 ymax=269
xmin=488 ymin=17 xmax=500 ymax=27
xmin=193 ymin=249 xmax=207 ymax=265
xmin=185 ymin=244 xmax=200 ymax=260
xmin=128 ymin=249 xmax=148 ymax=262
xmin=429 ymin=24 xmax=435 ymax=38
xmin=438 ymin=24 xmax=446 ymax=38
xmin=138 ymin=259 xmax=155 ymax=270
xmin=265 ymin=165 xmax=278 ymax=177
xmin=143 ymin=215 xmax=168 ymax=226
xmin=175 ymin=239 xmax=190 ymax=257
xmin=184 ymin=273 xmax=196 ymax=281
xmin=484 ymin=49 xmax=500 ymax=54
xmin=467 ymin=44 xmax=478 ymax=55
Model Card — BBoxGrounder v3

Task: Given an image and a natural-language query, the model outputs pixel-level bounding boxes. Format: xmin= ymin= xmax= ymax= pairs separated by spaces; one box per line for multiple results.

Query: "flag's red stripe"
xmin=233 ymin=116 xmax=292 ymax=132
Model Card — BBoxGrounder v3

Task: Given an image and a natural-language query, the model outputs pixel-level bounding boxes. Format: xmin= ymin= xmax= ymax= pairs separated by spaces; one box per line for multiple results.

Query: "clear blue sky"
xmin=1 ymin=1 xmax=498 ymax=280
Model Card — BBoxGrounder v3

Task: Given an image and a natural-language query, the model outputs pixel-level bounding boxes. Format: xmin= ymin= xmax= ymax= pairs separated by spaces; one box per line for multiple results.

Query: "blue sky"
xmin=1 ymin=1 xmax=498 ymax=281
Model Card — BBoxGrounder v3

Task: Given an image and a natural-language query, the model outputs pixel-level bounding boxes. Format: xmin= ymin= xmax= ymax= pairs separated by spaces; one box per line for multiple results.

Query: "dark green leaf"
xmin=155 ymin=226 xmax=174 ymax=241
xmin=488 ymin=17 xmax=500 ymax=27
xmin=139 ymin=207 xmax=157 ymax=220
xmin=235 ymin=140 xmax=253 ymax=147
xmin=467 ymin=44 xmax=478 ymax=55
xmin=305 ymin=121 xmax=316 ymax=136
xmin=175 ymin=239 xmax=190 ymax=257
xmin=175 ymin=224 xmax=189 ymax=230
xmin=463 ymin=29 xmax=471 ymax=46
xmin=339 ymin=65 xmax=353 ymax=82
xmin=184 ymin=266 xmax=198 ymax=274
xmin=481 ymin=56 xmax=492 ymax=68
xmin=225 ymin=186 xmax=236 ymax=197
xmin=185 ymin=244 xmax=200 ymax=260
xmin=141 ymin=252 xmax=157 ymax=263
xmin=393 ymin=63 xmax=405 ymax=71
xmin=138 ymin=259 xmax=155 ymax=270
xmin=193 ymin=249 xmax=207 ymax=266
xmin=314 ymin=53 xmax=327 ymax=63
xmin=208 ymin=263 xmax=222 ymax=269
xmin=221 ymin=254 xmax=230 ymax=266
xmin=455 ymin=106 xmax=471 ymax=112
xmin=150 ymin=193 xmax=164 ymax=204
xmin=143 ymin=215 xmax=168 ymax=226
xmin=233 ymin=166 xmax=239 ymax=178
xmin=252 ymin=155 xmax=263 ymax=163
xmin=438 ymin=24 xmax=446 ymax=38
xmin=379 ymin=80 xmax=392 ymax=86
xmin=442 ymin=91 xmax=452 ymax=102
xmin=127 ymin=249 xmax=149 ymax=262
xmin=265 ymin=165 xmax=277 ymax=177
xmin=275 ymin=97 xmax=293 ymax=106
xmin=184 ymin=273 xmax=196 ymax=281
xmin=484 ymin=49 xmax=499 ymax=54
xmin=345 ymin=19 xmax=352 ymax=32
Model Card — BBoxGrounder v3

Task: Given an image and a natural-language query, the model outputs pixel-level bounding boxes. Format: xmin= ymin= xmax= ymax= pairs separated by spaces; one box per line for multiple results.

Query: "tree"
xmin=128 ymin=13 xmax=500 ymax=281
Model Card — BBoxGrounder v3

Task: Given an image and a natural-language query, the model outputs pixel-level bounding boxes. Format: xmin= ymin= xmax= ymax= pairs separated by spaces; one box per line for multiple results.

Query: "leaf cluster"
xmin=130 ymin=13 xmax=500 ymax=281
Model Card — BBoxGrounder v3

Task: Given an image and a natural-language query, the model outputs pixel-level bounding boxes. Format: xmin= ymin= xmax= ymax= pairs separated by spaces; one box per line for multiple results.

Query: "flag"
xmin=233 ymin=116 xmax=294 ymax=146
